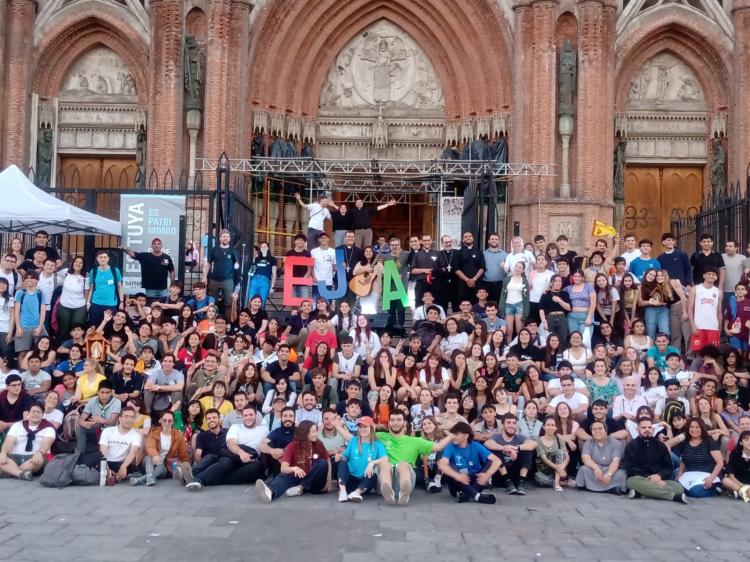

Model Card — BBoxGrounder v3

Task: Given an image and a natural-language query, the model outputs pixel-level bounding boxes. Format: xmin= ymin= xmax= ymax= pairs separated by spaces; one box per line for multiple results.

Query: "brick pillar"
xmin=0 ymin=1 xmax=7 ymax=160
xmin=229 ymin=0 xmax=251 ymax=159
xmin=2 ymin=0 xmax=35 ymax=168
xmin=147 ymin=0 xmax=184 ymax=181
xmin=204 ymin=0 xmax=233 ymax=166
xmin=733 ymin=0 xmax=750 ymax=188
xmin=510 ymin=0 xmax=558 ymax=238
xmin=575 ymin=0 xmax=616 ymax=206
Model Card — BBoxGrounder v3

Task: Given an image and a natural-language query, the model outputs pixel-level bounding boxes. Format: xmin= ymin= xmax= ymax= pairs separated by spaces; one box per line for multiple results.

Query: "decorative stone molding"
xmin=57 ymin=102 xmax=140 ymax=153
xmin=616 ymin=0 xmax=733 ymax=42
xmin=711 ymin=112 xmax=728 ymax=138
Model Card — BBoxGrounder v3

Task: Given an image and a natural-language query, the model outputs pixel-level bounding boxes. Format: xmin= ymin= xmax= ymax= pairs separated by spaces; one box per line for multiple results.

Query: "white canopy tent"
xmin=0 ymin=165 xmax=121 ymax=236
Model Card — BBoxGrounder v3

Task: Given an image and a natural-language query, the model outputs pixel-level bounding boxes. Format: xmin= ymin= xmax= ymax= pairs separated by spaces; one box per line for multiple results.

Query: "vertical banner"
xmin=439 ymin=196 xmax=464 ymax=247
xmin=120 ymin=194 xmax=186 ymax=294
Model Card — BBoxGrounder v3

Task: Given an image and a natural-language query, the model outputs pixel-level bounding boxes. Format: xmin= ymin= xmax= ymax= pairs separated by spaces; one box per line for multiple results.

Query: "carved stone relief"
xmin=627 ymin=52 xmax=705 ymax=112
xmin=60 ymin=47 xmax=138 ymax=102
xmin=319 ymin=20 xmax=444 ymax=111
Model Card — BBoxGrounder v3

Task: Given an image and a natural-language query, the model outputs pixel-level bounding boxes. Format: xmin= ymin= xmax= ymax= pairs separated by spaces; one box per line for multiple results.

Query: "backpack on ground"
xmin=39 ymin=450 xmax=80 ymax=488
xmin=71 ymin=464 xmax=101 ymax=486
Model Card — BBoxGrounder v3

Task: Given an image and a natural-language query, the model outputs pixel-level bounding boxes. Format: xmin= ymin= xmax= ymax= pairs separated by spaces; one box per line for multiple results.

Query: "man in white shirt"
xmin=310 ymin=233 xmax=336 ymax=304
xmin=547 ymin=375 xmax=589 ymax=420
xmin=0 ymin=254 xmax=20 ymax=296
xmin=620 ymin=233 xmax=641 ymax=268
xmin=547 ymin=362 xmax=589 ymax=397
xmin=187 ymin=405 xmax=269 ymax=490
xmin=295 ymin=192 xmax=334 ymax=250
xmin=332 ymin=337 xmax=363 ymax=394
xmin=412 ymin=290 xmax=447 ymax=322
xmin=99 ymin=407 xmax=141 ymax=483
xmin=0 ymin=403 xmax=55 ymax=480
xmin=612 ymin=377 xmax=647 ymax=422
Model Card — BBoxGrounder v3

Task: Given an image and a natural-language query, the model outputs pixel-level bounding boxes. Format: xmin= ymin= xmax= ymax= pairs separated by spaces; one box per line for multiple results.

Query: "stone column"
xmin=147 ymin=0 xmax=184 ymax=181
xmin=575 ymin=0 xmax=617 ymax=208
xmin=2 ymin=0 xmax=35 ymax=168
xmin=228 ymin=0 xmax=252 ymax=159
xmin=733 ymin=0 xmax=750 ymax=187
xmin=510 ymin=0 xmax=558 ymax=237
xmin=203 ymin=0 xmax=233 ymax=167
xmin=0 ymin=1 xmax=7 ymax=159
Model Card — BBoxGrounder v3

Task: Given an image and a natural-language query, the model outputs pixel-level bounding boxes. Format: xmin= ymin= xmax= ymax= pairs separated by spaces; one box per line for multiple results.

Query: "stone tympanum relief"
xmin=60 ymin=47 xmax=138 ymax=102
xmin=319 ymin=20 xmax=443 ymax=111
xmin=627 ymin=52 xmax=705 ymax=111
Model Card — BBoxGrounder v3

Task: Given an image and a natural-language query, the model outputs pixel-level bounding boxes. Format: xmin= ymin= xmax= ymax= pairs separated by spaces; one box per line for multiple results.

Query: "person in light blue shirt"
xmin=337 ymin=416 xmax=386 ymax=503
xmin=86 ymin=250 xmax=124 ymax=328
xmin=628 ymin=240 xmax=661 ymax=281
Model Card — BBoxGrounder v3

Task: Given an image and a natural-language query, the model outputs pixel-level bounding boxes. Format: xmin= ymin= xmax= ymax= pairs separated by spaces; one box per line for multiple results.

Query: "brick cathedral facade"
xmin=0 ymin=0 xmax=747 ymax=252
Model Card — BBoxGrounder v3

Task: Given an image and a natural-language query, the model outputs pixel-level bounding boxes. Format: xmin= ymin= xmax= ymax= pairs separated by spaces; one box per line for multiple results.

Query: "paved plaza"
xmin=0 ymin=480 xmax=748 ymax=562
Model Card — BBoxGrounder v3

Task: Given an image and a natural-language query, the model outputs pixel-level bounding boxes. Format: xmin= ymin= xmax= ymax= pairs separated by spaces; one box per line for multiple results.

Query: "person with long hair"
xmin=539 ymin=274 xmax=571 ymax=345
xmin=246 ymin=241 xmax=277 ymax=307
xmin=624 ymin=320 xmax=651 ymax=361
xmin=419 ymin=352 xmax=449 ymax=404
xmin=469 ymin=321 xmax=488 ymax=348
xmin=619 ymin=273 xmax=639 ymax=334
xmin=722 ymin=430 xmax=750 ymax=500
xmin=473 ymin=375 xmax=491 ymax=412
xmin=256 ymin=420 xmax=330 ymax=502
xmin=176 ymin=398 xmax=202 ymax=455
xmin=330 ymin=300 xmax=357 ymax=341
xmin=350 ymin=314 xmax=380 ymax=364
xmin=0 ymin=278 xmax=13 ymax=359
xmin=492 ymin=387 xmax=517 ymax=417
xmin=176 ymin=304 xmax=196 ymax=334
xmin=459 ymin=393 xmax=478 ymax=424
xmin=554 ymin=402 xmax=579 ymax=457
xmin=585 ymin=359 xmax=620 ymax=408
xmin=535 ymin=416 xmax=570 ymax=491
xmin=465 ymin=343 xmax=484 ymax=384
xmin=641 ymin=367 xmax=667 ymax=409
xmin=396 ymin=354 xmax=421 ymax=403
xmin=74 ymin=358 xmax=106 ymax=404
xmin=9 ymin=237 xmax=24 ymax=265
xmin=21 ymin=336 xmax=56 ymax=373
xmin=373 ymin=384 xmax=396 ymax=428
xmin=695 ymin=396 xmax=730 ymax=454
xmin=337 ymin=416 xmax=387 ymax=502
xmin=483 ymin=328 xmax=507 ymax=362
xmin=352 ymin=246 xmax=384 ymax=315
xmin=521 ymin=365 xmax=548 ymax=412
xmin=302 ymin=341 xmax=334 ymax=385
xmin=198 ymin=381 xmax=233 ymax=429
xmin=440 ymin=318 xmax=469 ymax=362
xmin=176 ymin=331 xmax=205 ymax=371
xmin=564 ymin=269 xmax=596 ymax=339
xmin=478 ymin=354 xmax=501 ymax=391
xmin=675 ymin=417 xmax=724 ymax=497
xmin=410 ymin=388 xmax=439 ymax=434
xmin=56 ymin=256 xmax=87 ymax=338
xmin=499 ymin=262 xmax=530 ymax=341
xmin=639 ymin=268 xmax=671 ymax=340
xmin=541 ymin=333 xmax=563 ymax=381
xmin=562 ymin=331 xmax=592 ymax=378
xmin=593 ymin=273 xmax=620 ymax=335
xmin=367 ymin=349 xmax=396 ymax=411
xmin=261 ymin=378 xmax=297 ymax=414
xmin=517 ymin=400 xmax=543 ymax=439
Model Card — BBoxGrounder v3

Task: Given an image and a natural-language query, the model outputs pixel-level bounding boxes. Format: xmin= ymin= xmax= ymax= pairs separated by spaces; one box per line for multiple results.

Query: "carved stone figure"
xmin=711 ymin=139 xmax=727 ymax=194
xmin=60 ymin=47 xmax=138 ymax=100
xmin=613 ymin=139 xmax=627 ymax=201
xmin=184 ymin=36 xmax=204 ymax=111
xmin=36 ymin=127 xmax=53 ymax=189
xmin=558 ymin=40 xmax=577 ymax=116
xmin=251 ymin=133 xmax=265 ymax=157
xmin=627 ymin=53 xmax=704 ymax=109
xmin=136 ymin=129 xmax=147 ymax=189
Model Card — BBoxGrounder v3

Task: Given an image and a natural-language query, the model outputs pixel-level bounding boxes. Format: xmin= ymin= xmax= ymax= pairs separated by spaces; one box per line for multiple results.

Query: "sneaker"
xmin=516 ymin=479 xmax=531 ymax=495
xmin=672 ymin=492 xmax=689 ymax=505
xmin=455 ymin=491 xmax=470 ymax=503
xmin=397 ymin=478 xmax=412 ymax=506
xmin=627 ymin=489 xmax=641 ymax=499
xmin=476 ymin=493 xmax=497 ymax=505
xmin=186 ymin=481 xmax=202 ymax=492
xmin=255 ymin=480 xmax=272 ymax=503
xmin=427 ymin=481 xmax=442 ymax=494
xmin=129 ymin=476 xmax=143 ymax=486
xmin=19 ymin=470 xmax=34 ymax=481
xmin=338 ymin=489 xmax=349 ymax=503
xmin=505 ymin=481 xmax=519 ymax=495
xmin=380 ymin=481 xmax=396 ymax=505
xmin=347 ymin=490 xmax=363 ymax=503
xmin=180 ymin=463 xmax=194 ymax=485
xmin=284 ymin=485 xmax=303 ymax=498
xmin=145 ymin=477 xmax=156 ymax=487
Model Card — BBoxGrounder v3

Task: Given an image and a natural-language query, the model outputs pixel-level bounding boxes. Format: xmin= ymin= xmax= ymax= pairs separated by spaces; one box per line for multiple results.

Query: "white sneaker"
xmin=255 ymin=480 xmax=272 ymax=503
xmin=284 ymin=485 xmax=303 ymax=497
xmin=397 ymin=479 xmax=412 ymax=506
xmin=347 ymin=490 xmax=363 ymax=503
xmin=185 ymin=481 xmax=202 ymax=492
xmin=338 ymin=489 xmax=349 ymax=502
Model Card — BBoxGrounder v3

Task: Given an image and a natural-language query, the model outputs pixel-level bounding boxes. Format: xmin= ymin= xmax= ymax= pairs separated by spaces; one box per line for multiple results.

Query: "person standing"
xmin=310 ymin=234 xmax=337 ymax=305
xmin=122 ymin=238 xmax=176 ymax=301
xmin=455 ymin=231 xmax=485 ymax=305
xmin=24 ymin=230 xmax=61 ymax=269
xmin=721 ymin=240 xmax=744 ymax=303
xmin=295 ymin=192 xmax=335 ymax=251
xmin=350 ymin=197 xmax=398 ymax=249
xmin=482 ymin=233 xmax=507 ymax=304
xmin=628 ymin=240 xmax=661 ymax=281
xmin=411 ymin=235 xmax=439 ymax=310
xmin=435 ymin=235 xmax=459 ymax=314
xmin=657 ymin=233 xmax=692 ymax=351
xmin=622 ymin=417 xmax=687 ymax=503
xmin=284 ymin=233 xmax=312 ymax=300
xmin=14 ymin=273 xmax=47 ymax=363
xmin=690 ymin=233 xmax=725 ymax=287
xmin=336 ymin=231 xmax=363 ymax=309
xmin=688 ymin=268 xmax=722 ymax=352
xmin=382 ymin=237 xmax=407 ymax=333
xmin=331 ymin=204 xmax=352 ymax=249
xmin=203 ymin=229 xmax=240 ymax=317
xmin=246 ymin=241 xmax=277 ymax=307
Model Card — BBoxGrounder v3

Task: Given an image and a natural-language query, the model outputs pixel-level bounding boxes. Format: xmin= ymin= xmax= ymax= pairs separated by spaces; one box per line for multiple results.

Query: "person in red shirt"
xmin=255 ymin=420 xmax=329 ymax=502
xmin=304 ymin=314 xmax=337 ymax=360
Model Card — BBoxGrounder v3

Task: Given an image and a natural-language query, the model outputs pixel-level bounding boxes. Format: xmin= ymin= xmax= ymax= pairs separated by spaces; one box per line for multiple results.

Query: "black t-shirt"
xmin=285 ymin=250 xmax=311 ymax=278
xmin=103 ymin=322 xmax=127 ymax=341
xmin=196 ymin=428 xmax=228 ymax=456
xmin=579 ymin=416 xmax=624 ymax=436
xmin=591 ymin=333 xmax=624 ymax=353
xmin=412 ymin=250 xmax=439 ymax=281
xmin=134 ymin=252 xmax=175 ymax=290
xmin=690 ymin=251 xmax=724 ymax=285
xmin=331 ymin=211 xmax=353 ymax=231
xmin=18 ymin=261 xmax=42 ymax=274
xmin=25 ymin=246 xmax=60 ymax=262
xmin=457 ymin=246 xmax=486 ymax=278
xmin=248 ymin=309 xmax=268 ymax=331
xmin=675 ymin=437 xmax=720 ymax=473
xmin=350 ymin=207 xmax=376 ymax=230
xmin=208 ymin=246 xmax=239 ymax=281
xmin=0 ymin=391 xmax=35 ymax=423
xmin=539 ymin=290 xmax=571 ymax=314
xmin=509 ymin=343 xmax=544 ymax=364
xmin=264 ymin=361 xmax=300 ymax=383
xmin=727 ymin=448 xmax=750 ymax=483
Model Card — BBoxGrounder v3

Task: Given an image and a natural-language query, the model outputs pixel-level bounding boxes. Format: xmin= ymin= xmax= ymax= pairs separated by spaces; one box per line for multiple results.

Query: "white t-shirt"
xmin=722 ymin=253 xmax=745 ymax=292
xmin=37 ymin=273 xmax=56 ymax=311
xmin=547 ymin=377 xmax=587 ymax=392
xmin=310 ymin=247 xmax=336 ymax=284
xmin=226 ymin=423 xmax=269 ymax=450
xmin=529 ymin=269 xmax=554 ymax=302
xmin=307 ymin=202 xmax=331 ymax=231
xmin=0 ymin=368 xmax=20 ymax=390
xmin=59 ymin=273 xmax=87 ymax=309
xmin=7 ymin=421 xmax=56 ymax=455
xmin=0 ymin=270 xmax=18 ymax=296
xmin=159 ymin=432 xmax=172 ymax=462
xmin=413 ymin=304 xmax=446 ymax=321
xmin=621 ymin=249 xmax=641 ymax=267
xmin=549 ymin=391 xmax=589 ymax=411
xmin=99 ymin=426 xmax=141 ymax=462
xmin=693 ymin=284 xmax=720 ymax=331
xmin=440 ymin=332 xmax=468 ymax=355
xmin=0 ymin=297 xmax=14 ymax=333
xmin=43 ymin=409 xmax=64 ymax=427
xmin=22 ymin=370 xmax=51 ymax=391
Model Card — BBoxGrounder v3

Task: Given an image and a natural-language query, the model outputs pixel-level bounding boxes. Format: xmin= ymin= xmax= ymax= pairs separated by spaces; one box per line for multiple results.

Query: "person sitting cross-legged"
xmin=131 ymin=410 xmax=191 ymax=487
xmin=337 ymin=416 xmax=386 ymax=503
xmin=0 ymin=403 xmax=55 ymax=480
xmin=437 ymin=421 xmax=502 ymax=504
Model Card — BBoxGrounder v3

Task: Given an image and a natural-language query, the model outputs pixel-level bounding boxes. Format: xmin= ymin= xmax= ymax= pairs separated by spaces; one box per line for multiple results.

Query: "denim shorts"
xmin=505 ymin=301 xmax=524 ymax=316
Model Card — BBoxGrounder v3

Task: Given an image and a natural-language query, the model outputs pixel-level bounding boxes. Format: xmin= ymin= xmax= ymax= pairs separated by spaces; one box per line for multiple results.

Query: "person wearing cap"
xmin=437 ymin=421 xmax=501 ymax=504
xmin=0 ymin=374 xmax=35 ymax=435
xmin=337 ymin=415 xmax=386 ymax=502
xmin=122 ymin=238 xmax=176 ymax=301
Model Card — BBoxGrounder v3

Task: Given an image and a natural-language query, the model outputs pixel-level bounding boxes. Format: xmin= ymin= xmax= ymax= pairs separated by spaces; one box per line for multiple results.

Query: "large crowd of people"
xmin=1 ymin=211 xmax=750 ymax=508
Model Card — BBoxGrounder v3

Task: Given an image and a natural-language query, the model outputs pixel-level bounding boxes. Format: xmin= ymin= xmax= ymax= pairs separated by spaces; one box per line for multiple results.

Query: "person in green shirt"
xmin=375 ymin=410 xmax=451 ymax=506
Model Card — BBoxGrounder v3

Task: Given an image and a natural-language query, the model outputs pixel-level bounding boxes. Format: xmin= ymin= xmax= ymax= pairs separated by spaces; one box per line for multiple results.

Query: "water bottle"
xmin=99 ymin=459 xmax=108 ymax=487
xmin=171 ymin=460 xmax=178 ymax=479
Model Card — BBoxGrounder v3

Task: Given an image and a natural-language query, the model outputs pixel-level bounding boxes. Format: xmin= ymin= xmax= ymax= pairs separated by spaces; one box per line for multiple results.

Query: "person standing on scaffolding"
xmin=350 ymin=197 xmax=398 ymax=249
xmin=203 ymin=229 xmax=241 ymax=318
xmin=294 ymin=192 xmax=336 ymax=251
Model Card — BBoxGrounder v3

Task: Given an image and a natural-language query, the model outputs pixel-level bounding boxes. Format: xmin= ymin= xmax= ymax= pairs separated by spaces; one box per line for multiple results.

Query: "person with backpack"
xmin=86 ymin=250 xmax=124 ymax=328
xmin=14 ymin=272 xmax=46 ymax=364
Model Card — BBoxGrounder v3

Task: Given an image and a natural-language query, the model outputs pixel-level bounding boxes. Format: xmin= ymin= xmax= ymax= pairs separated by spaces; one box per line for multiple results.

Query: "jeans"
xmin=55 ymin=305 xmax=87 ymax=340
xmin=292 ymin=285 xmax=311 ymax=300
xmin=307 ymin=228 xmax=323 ymax=251
xmin=567 ymin=311 xmax=588 ymax=336
xmin=338 ymin=461 xmax=378 ymax=493
xmin=444 ymin=473 xmax=488 ymax=498
xmin=686 ymin=483 xmax=720 ymax=498
xmin=387 ymin=301 xmax=406 ymax=335
xmin=207 ymin=278 xmax=234 ymax=318
xmin=545 ymin=313 xmax=568 ymax=346
xmin=269 ymin=459 xmax=328 ymax=499
xmin=247 ymin=275 xmax=271 ymax=307
xmin=644 ymin=306 xmax=670 ymax=340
